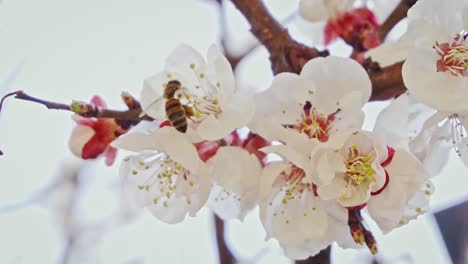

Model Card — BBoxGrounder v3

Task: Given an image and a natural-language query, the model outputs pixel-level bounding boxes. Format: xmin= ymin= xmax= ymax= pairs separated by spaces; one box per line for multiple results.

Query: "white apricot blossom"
xmin=259 ymin=160 xmax=328 ymax=259
xmin=402 ymin=0 xmax=468 ymax=113
xmin=400 ymin=0 xmax=468 ymax=166
xmin=207 ymin=146 xmax=262 ymax=221
xmin=112 ymin=126 xmax=210 ymax=224
xmin=140 ymin=44 xmax=255 ymax=141
xmin=251 ymin=56 xmax=371 ymax=154
xmin=374 ymin=93 xmax=452 ymax=176
xmin=309 ymin=130 xmax=427 ymax=233
xmin=374 ymin=94 xmax=437 ymax=230
xmin=259 ymin=145 xmax=357 ymax=259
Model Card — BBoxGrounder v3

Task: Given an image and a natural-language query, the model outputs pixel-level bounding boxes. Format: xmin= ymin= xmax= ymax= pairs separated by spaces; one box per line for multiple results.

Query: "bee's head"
xmin=164 ymin=80 xmax=182 ymax=99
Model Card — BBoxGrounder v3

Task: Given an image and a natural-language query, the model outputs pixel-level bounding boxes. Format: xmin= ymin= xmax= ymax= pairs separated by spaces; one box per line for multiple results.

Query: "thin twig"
xmin=376 ymin=0 xmax=418 ymax=41
xmin=214 ymin=214 xmax=237 ymax=264
xmin=230 ymin=0 xmax=328 ymax=74
xmin=0 ymin=90 xmax=153 ymax=121
xmin=295 ymin=247 xmax=331 ymax=264
xmin=215 ymin=0 xmax=296 ymax=71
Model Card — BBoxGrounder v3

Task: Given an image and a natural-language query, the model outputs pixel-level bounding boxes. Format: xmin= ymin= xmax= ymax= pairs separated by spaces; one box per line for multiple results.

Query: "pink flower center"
xmin=434 ymin=33 xmax=468 ymax=76
xmin=285 ymin=101 xmax=340 ymax=142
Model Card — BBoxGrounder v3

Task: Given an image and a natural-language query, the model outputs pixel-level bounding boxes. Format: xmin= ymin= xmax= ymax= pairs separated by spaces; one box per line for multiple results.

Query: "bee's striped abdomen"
xmin=165 ymin=98 xmax=187 ymax=133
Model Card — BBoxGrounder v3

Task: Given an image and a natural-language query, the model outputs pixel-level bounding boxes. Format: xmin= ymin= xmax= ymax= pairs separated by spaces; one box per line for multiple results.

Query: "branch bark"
xmin=230 ymin=0 xmax=328 ymax=74
xmin=295 ymin=247 xmax=331 ymax=264
xmin=377 ymin=0 xmax=418 ymax=41
xmin=231 ymin=0 xmax=410 ymax=102
xmin=214 ymin=214 xmax=237 ymax=264
xmin=0 ymin=90 xmax=153 ymax=122
xmin=368 ymin=61 xmax=406 ymax=101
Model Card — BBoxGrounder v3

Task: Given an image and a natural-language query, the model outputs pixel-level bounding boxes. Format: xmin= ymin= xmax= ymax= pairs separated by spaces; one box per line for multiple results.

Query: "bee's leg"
xmin=183 ymin=105 xmax=195 ymax=120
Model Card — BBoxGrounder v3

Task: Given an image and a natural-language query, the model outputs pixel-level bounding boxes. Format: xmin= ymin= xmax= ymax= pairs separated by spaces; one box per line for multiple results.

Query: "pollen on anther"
xmin=132 ymin=170 xmax=138 ymax=175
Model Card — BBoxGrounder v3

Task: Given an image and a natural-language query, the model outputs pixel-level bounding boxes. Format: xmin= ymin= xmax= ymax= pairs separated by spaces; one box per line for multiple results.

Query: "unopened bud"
xmin=71 ymin=101 xmax=95 ymax=115
xmin=121 ymin=92 xmax=140 ymax=110
xmin=351 ymin=228 xmax=365 ymax=245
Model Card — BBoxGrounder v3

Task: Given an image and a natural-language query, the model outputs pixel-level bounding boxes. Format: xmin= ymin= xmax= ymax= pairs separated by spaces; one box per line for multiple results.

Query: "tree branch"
xmin=231 ymin=0 xmax=409 ymax=101
xmin=295 ymin=247 xmax=331 ymax=264
xmin=0 ymin=90 xmax=153 ymax=122
xmin=214 ymin=214 xmax=237 ymax=264
xmin=368 ymin=61 xmax=406 ymax=101
xmin=230 ymin=0 xmax=328 ymax=74
xmin=377 ymin=0 xmax=418 ymax=41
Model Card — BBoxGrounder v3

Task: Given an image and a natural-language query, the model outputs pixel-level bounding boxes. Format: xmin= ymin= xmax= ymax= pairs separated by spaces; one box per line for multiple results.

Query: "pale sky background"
xmin=0 ymin=0 xmax=466 ymax=263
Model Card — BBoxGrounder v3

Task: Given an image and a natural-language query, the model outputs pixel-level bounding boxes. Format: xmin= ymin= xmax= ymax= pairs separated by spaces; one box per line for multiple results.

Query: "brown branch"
xmin=368 ymin=61 xmax=406 ymax=101
xmin=230 ymin=0 xmax=328 ymax=74
xmin=230 ymin=0 xmax=408 ymax=101
xmin=295 ymin=247 xmax=331 ymax=264
xmin=377 ymin=0 xmax=418 ymax=41
xmin=214 ymin=214 xmax=237 ymax=264
xmin=214 ymin=0 xmax=297 ymax=71
xmin=0 ymin=90 xmax=153 ymax=121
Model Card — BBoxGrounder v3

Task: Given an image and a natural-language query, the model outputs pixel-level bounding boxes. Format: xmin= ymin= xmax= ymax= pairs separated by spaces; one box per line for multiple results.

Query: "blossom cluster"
xmin=65 ymin=0 xmax=468 ymax=259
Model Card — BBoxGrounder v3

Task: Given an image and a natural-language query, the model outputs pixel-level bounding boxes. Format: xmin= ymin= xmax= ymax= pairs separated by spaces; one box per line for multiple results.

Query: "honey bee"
xmin=163 ymin=80 xmax=194 ymax=133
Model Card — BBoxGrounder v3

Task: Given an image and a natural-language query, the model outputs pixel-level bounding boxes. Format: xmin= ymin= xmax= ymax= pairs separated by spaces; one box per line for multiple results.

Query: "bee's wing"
xmin=140 ymin=96 xmax=165 ymax=118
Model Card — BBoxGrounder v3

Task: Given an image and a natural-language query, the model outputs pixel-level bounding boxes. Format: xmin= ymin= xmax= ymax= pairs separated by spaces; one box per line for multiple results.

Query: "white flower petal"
xmin=146 ymin=167 xmax=210 ymax=223
xmin=261 ymin=145 xmax=312 ymax=172
xmin=68 ymin=125 xmax=94 ymax=157
xmin=207 ymin=147 xmax=262 ymax=220
xmin=112 ymin=131 xmax=158 ymax=152
xmin=366 ymin=43 xmax=408 ymax=68
xmin=299 ymin=0 xmax=330 ymax=22
xmin=260 ymin=190 xmax=328 ymax=246
xmin=407 ymin=0 xmax=464 ymax=37
xmin=153 ymin=127 xmax=207 ymax=175
xmin=403 ymin=47 xmax=468 ymax=113
xmin=197 ymin=90 xmax=255 ymax=141
xmin=301 ymin=56 xmax=371 ymax=111
xmin=367 ymin=149 xmax=426 ymax=233
xmin=165 ymin=44 xmax=207 ymax=74
xmin=207 ymin=45 xmax=235 ymax=94
xmin=457 ymin=137 xmax=468 ymax=167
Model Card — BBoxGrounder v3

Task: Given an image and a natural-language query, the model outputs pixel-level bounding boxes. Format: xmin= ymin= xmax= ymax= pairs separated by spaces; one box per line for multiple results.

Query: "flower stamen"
xmin=132 ymin=154 xmax=193 ymax=207
xmin=344 ymin=145 xmax=376 ymax=188
xmin=449 ymin=114 xmax=467 ymax=157
xmin=284 ymin=101 xmax=340 ymax=142
xmin=273 ymin=164 xmax=315 ymax=205
xmin=434 ymin=32 xmax=468 ymax=76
